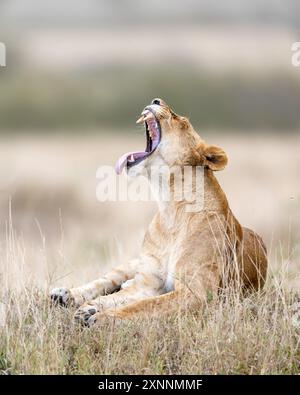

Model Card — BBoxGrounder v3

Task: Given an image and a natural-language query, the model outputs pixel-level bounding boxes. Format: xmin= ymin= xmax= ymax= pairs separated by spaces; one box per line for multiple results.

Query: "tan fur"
xmin=51 ymin=98 xmax=268 ymax=326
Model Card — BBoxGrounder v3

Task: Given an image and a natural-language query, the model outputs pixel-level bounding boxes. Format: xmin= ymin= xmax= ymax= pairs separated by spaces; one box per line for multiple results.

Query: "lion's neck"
xmin=149 ymin=166 xmax=229 ymax=222
xmin=204 ymin=168 xmax=228 ymax=211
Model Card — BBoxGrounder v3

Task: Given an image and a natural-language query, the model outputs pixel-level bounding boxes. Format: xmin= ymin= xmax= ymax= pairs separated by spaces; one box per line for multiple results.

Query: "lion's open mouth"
xmin=115 ymin=108 xmax=161 ymax=175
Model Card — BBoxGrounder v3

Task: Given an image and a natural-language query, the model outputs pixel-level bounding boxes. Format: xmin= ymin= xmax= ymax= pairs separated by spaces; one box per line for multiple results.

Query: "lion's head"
xmin=115 ymin=98 xmax=228 ymax=175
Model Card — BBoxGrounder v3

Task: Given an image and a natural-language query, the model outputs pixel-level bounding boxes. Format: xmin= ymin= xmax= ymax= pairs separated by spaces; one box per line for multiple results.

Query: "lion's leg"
xmin=74 ymin=273 xmax=165 ymax=325
xmin=50 ymin=259 xmax=139 ymax=307
xmin=87 ymin=289 xmax=199 ymax=326
xmin=99 ymin=290 xmax=183 ymax=319
xmin=76 ymin=290 xmax=182 ymax=327
xmin=84 ymin=265 xmax=220 ymax=326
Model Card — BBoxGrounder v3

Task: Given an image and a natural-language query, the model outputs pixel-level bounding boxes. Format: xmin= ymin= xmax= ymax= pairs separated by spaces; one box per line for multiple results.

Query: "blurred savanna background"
xmin=0 ymin=0 xmax=300 ymax=374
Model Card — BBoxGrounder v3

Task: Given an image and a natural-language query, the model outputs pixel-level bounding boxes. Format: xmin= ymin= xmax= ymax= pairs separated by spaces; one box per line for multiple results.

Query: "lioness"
xmin=51 ymin=98 xmax=267 ymax=326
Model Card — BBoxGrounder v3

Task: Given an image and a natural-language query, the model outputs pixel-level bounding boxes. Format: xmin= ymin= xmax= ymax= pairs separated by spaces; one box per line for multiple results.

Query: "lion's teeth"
xmin=144 ymin=113 xmax=153 ymax=122
xmin=129 ymin=154 xmax=135 ymax=162
xmin=136 ymin=110 xmax=152 ymax=124
xmin=136 ymin=115 xmax=145 ymax=124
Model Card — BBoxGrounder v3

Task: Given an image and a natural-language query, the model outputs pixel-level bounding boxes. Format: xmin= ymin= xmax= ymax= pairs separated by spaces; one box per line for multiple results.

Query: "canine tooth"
xmin=129 ymin=154 xmax=135 ymax=162
xmin=136 ymin=115 xmax=145 ymax=124
xmin=136 ymin=110 xmax=151 ymax=124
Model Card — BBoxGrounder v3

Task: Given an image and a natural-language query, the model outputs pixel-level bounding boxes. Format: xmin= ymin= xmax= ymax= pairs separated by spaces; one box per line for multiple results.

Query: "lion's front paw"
xmin=74 ymin=303 xmax=99 ymax=327
xmin=86 ymin=313 xmax=99 ymax=327
xmin=50 ymin=287 xmax=75 ymax=307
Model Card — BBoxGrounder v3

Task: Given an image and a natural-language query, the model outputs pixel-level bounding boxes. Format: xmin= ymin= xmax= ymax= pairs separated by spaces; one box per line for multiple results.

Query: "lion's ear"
xmin=203 ymin=145 xmax=228 ymax=171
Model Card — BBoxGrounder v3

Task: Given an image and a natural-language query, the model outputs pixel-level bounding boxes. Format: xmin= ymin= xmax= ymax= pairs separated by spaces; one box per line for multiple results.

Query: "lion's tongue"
xmin=115 ymin=151 xmax=147 ymax=175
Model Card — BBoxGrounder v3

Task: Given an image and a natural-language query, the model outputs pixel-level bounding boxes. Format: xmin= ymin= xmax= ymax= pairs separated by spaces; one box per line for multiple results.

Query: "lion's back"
xmin=240 ymin=227 xmax=268 ymax=291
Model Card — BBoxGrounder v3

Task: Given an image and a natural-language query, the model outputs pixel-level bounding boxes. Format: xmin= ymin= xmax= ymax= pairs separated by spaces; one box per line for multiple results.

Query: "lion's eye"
xmin=152 ymin=99 xmax=160 ymax=105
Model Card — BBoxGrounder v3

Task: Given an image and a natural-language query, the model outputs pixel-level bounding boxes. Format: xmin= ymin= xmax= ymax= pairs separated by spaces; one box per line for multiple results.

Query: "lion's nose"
xmin=151 ymin=98 xmax=161 ymax=105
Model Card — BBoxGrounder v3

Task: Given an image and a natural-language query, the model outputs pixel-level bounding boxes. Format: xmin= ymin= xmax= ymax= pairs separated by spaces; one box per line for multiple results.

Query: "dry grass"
xmin=1 ymin=272 xmax=300 ymax=374
xmin=0 ymin=132 xmax=299 ymax=374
